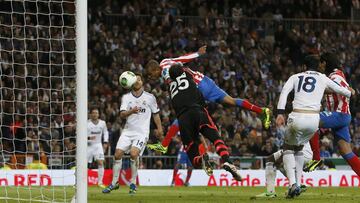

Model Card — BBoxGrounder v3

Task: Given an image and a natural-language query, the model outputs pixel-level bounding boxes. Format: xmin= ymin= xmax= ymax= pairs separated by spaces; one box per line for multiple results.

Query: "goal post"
xmin=75 ymin=0 xmax=87 ymax=202
xmin=0 ymin=0 xmax=87 ymax=202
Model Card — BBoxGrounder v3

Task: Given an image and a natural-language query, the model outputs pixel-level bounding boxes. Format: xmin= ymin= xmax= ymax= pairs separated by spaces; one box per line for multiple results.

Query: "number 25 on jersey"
xmin=170 ymin=73 xmax=189 ymax=98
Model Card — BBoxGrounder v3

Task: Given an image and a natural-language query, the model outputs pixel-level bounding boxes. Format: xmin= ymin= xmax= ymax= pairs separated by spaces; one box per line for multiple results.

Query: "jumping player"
xmin=146 ymin=46 xmax=271 ymax=153
xmin=168 ymin=63 xmax=242 ymax=181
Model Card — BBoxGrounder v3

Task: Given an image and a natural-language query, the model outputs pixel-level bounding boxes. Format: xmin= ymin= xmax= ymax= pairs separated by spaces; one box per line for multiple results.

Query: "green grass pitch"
xmin=1 ymin=186 xmax=360 ymax=203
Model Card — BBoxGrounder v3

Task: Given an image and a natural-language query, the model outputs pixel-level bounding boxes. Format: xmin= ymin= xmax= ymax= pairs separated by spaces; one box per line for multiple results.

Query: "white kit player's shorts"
xmin=285 ymin=112 xmax=320 ymax=146
xmin=116 ymin=135 xmax=148 ymax=156
xmin=87 ymin=143 xmax=104 ymax=163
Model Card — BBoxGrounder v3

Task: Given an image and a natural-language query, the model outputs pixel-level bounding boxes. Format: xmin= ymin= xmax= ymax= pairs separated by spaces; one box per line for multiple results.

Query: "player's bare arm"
xmin=153 ymin=113 xmax=164 ymax=140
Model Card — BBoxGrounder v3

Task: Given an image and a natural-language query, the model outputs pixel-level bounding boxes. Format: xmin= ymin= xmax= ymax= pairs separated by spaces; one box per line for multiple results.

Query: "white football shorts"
xmin=116 ymin=134 xmax=148 ymax=156
xmin=284 ymin=112 xmax=320 ymax=146
xmin=87 ymin=143 xmax=104 ymax=163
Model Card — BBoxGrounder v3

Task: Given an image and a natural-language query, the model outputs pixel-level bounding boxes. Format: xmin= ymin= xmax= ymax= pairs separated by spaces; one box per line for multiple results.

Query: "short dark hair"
xmin=303 ymin=54 xmax=320 ymax=70
xmin=320 ymin=52 xmax=340 ymax=75
xmin=133 ymin=72 xmax=143 ymax=78
xmin=90 ymin=106 xmax=99 ymax=113
xmin=145 ymin=60 xmax=159 ymax=70
xmin=169 ymin=63 xmax=183 ymax=80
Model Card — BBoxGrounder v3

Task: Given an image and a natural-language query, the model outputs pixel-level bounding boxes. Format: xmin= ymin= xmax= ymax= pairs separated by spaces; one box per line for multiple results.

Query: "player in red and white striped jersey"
xmin=307 ymin=52 xmax=360 ymax=176
xmin=146 ymin=46 xmax=271 ymax=153
xmin=159 ymin=51 xmax=204 ymax=83
xmin=325 ymin=69 xmax=350 ymax=114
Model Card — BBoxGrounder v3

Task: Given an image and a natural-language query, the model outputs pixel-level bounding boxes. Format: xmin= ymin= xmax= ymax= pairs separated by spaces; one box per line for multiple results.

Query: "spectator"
xmin=320 ymin=145 xmax=332 ymax=158
xmin=26 ymin=154 xmax=48 ymax=170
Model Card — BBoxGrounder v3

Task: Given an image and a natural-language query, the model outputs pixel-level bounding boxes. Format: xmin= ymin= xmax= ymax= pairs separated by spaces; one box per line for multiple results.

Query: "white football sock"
xmin=130 ymin=157 xmax=139 ymax=184
xmin=98 ymin=166 xmax=104 ymax=185
xmin=265 ymin=162 xmax=276 ymax=193
xmin=283 ymin=150 xmax=296 ymax=186
xmin=295 ymin=151 xmax=304 ymax=186
xmin=112 ymin=159 xmax=122 ymax=185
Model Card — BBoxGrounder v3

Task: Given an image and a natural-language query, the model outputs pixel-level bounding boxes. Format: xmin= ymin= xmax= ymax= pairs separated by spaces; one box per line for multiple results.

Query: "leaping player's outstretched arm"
xmin=160 ymin=46 xmax=206 ymax=68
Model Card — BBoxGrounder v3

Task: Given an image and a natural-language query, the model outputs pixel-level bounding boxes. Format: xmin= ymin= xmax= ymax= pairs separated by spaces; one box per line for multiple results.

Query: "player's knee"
xmin=114 ymin=150 xmax=124 ymax=160
xmin=130 ymin=150 xmax=139 ymax=160
xmin=338 ymin=140 xmax=352 ymax=155
xmin=223 ymin=96 xmax=236 ymax=105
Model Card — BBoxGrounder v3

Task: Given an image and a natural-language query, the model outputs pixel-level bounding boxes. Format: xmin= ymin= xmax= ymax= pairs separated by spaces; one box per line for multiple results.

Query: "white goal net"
xmin=0 ymin=0 xmax=79 ymax=202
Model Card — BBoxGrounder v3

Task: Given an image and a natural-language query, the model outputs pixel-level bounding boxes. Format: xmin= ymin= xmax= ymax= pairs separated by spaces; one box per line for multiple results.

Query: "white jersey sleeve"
xmin=277 ymin=75 xmax=295 ymax=110
xmin=120 ymin=94 xmax=129 ymax=112
xmin=149 ymin=94 xmax=160 ymax=113
xmin=322 ymin=74 xmax=351 ymax=98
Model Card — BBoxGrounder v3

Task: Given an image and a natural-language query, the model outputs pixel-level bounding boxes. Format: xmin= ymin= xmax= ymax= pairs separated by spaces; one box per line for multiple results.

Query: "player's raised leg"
xmin=222 ymin=96 xmax=271 ymax=129
xmin=200 ymin=125 xmax=242 ymax=181
xmin=147 ymin=120 xmax=179 ymax=153
xmin=198 ymin=76 xmax=272 ymax=129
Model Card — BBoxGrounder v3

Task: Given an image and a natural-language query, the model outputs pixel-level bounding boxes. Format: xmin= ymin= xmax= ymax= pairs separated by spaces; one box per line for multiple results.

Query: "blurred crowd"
xmin=0 ymin=0 xmax=77 ymax=168
xmin=1 ymin=0 xmax=360 ymax=169
xmin=90 ymin=0 xmax=355 ymax=19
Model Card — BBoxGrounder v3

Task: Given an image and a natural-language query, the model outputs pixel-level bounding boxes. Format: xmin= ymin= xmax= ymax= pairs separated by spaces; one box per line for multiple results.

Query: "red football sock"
xmin=310 ymin=131 xmax=320 ymax=161
xmin=162 ymin=123 xmax=179 ymax=147
xmin=172 ymin=168 xmax=179 ymax=183
xmin=241 ymin=100 xmax=262 ymax=114
xmin=185 ymin=169 xmax=192 ymax=183
xmin=346 ymin=155 xmax=360 ymax=176
xmin=192 ymin=156 xmax=202 ymax=168
xmin=214 ymin=139 xmax=230 ymax=162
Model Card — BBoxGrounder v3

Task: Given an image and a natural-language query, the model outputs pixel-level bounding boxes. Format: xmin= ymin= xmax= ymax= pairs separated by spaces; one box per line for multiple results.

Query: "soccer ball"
xmin=119 ymin=71 xmax=137 ymax=89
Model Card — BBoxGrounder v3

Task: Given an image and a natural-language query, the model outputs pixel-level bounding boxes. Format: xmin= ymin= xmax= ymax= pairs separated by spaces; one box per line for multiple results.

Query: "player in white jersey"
xmin=103 ymin=73 xmax=163 ymax=194
xmin=275 ymin=55 xmax=352 ymax=198
xmin=87 ymin=107 xmax=109 ymax=188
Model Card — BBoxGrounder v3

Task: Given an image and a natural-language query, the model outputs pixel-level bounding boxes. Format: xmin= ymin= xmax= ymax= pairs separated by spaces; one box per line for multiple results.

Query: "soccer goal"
xmin=0 ymin=0 xmax=87 ymax=202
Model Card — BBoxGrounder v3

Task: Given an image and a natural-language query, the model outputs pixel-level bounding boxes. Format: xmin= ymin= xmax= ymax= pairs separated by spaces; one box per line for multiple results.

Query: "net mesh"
xmin=1 ymin=0 xmax=77 ymax=202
